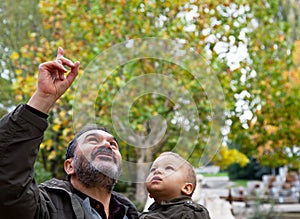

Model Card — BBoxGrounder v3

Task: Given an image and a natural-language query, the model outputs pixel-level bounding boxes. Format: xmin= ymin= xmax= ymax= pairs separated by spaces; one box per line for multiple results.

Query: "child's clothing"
xmin=139 ymin=195 xmax=211 ymax=219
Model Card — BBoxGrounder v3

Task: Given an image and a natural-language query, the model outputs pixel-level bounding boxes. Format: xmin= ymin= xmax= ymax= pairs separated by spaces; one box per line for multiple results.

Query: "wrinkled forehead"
xmin=77 ymin=129 xmax=116 ymax=143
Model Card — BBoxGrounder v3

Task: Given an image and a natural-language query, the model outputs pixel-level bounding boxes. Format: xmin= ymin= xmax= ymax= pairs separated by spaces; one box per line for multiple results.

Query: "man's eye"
xmin=87 ymin=137 xmax=98 ymax=143
xmin=110 ymin=141 xmax=118 ymax=148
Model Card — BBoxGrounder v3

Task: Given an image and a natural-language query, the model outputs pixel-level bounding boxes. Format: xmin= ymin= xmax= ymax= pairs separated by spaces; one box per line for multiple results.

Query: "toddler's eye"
xmin=150 ymin=168 xmax=156 ymax=172
xmin=165 ymin=166 xmax=175 ymax=171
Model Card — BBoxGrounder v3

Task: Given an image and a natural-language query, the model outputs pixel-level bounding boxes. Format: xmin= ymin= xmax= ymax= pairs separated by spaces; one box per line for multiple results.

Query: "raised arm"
xmin=0 ymin=48 xmax=79 ymax=219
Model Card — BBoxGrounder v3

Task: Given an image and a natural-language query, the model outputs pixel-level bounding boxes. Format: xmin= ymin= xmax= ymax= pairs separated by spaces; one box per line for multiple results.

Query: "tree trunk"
xmin=135 ymin=148 xmax=153 ymax=204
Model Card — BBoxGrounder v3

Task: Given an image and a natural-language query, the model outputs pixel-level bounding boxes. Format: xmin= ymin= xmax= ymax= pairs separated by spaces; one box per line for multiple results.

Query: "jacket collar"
xmin=40 ymin=178 xmax=130 ymax=217
xmin=148 ymin=195 xmax=192 ymax=210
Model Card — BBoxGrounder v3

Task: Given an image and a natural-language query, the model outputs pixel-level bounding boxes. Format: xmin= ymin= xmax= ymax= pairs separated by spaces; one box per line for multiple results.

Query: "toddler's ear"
xmin=181 ymin=183 xmax=193 ymax=196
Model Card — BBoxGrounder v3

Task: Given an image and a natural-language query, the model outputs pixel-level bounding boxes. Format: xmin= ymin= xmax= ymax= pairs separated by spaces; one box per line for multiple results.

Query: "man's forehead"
xmin=77 ymin=129 xmax=114 ymax=140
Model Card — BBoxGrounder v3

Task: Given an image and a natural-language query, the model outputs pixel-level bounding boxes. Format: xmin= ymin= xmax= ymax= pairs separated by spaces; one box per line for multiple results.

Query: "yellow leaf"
xmin=48 ymin=150 xmax=56 ymax=160
xmin=40 ymin=142 xmax=45 ymax=150
xmin=137 ymin=124 xmax=144 ymax=131
xmin=62 ymin=128 xmax=72 ymax=137
xmin=15 ymin=69 xmax=22 ymax=76
xmin=29 ymin=32 xmax=37 ymax=40
xmin=265 ymin=125 xmax=279 ymax=134
xmin=15 ymin=94 xmax=23 ymax=101
xmin=10 ymin=52 xmax=19 ymax=60
xmin=53 ymin=124 xmax=60 ymax=132
xmin=115 ymin=76 xmax=121 ymax=86
xmin=59 ymin=110 xmax=66 ymax=118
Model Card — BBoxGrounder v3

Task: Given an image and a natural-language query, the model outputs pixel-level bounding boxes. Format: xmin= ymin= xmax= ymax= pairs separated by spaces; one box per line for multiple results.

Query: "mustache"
xmin=91 ymin=146 xmax=117 ymax=163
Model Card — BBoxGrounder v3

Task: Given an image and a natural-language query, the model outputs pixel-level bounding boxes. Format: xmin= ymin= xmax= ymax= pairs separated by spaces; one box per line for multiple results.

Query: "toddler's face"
xmin=146 ymin=155 xmax=188 ymax=201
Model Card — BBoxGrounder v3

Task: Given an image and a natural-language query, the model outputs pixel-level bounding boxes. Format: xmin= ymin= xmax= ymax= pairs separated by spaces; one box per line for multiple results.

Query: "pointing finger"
xmin=56 ymin=47 xmax=64 ymax=59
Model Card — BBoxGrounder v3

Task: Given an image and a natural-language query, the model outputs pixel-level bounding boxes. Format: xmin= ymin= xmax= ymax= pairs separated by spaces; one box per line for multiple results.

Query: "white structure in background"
xmin=198 ymin=173 xmax=236 ymax=219
xmin=205 ymin=194 xmax=235 ymax=219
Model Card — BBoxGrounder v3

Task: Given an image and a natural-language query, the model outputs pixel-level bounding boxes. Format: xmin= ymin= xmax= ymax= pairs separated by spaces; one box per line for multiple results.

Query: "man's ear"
xmin=64 ymin=158 xmax=75 ymax=176
xmin=181 ymin=183 xmax=194 ymax=196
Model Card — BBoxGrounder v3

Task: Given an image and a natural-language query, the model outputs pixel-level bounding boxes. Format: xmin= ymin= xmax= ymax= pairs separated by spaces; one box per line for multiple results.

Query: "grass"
xmin=202 ymin=171 xmax=229 ymax=177
xmin=201 ymin=171 xmax=249 ymax=188
xmin=232 ymin=179 xmax=248 ymax=187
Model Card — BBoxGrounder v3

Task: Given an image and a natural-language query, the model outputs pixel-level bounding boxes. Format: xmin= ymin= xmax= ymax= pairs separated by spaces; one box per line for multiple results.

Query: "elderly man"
xmin=0 ymin=48 xmax=138 ymax=219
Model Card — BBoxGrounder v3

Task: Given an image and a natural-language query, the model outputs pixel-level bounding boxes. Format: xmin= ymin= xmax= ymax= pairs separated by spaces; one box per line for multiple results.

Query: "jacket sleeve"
xmin=0 ymin=104 xmax=49 ymax=219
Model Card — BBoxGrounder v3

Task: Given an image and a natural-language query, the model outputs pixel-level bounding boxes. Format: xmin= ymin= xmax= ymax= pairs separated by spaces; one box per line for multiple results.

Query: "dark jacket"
xmin=0 ymin=104 xmax=138 ymax=219
xmin=139 ymin=196 xmax=211 ymax=219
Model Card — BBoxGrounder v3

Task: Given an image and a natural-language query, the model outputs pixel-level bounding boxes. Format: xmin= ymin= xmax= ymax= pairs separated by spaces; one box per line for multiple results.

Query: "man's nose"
xmin=103 ymin=140 xmax=113 ymax=149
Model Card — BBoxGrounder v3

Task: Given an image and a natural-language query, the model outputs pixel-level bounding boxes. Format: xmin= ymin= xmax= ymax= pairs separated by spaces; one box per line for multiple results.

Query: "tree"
xmin=9 ymin=0 xmax=294 ymax=204
xmin=279 ymin=0 xmax=300 ymax=41
xmin=226 ymin=1 xmax=298 ymax=170
xmin=0 ymin=0 xmax=46 ymax=117
xmin=252 ymin=40 xmax=300 ymax=170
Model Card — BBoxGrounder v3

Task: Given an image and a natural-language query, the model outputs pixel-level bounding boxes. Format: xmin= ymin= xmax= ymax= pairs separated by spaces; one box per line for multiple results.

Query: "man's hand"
xmin=27 ymin=47 xmax=80 ymax=113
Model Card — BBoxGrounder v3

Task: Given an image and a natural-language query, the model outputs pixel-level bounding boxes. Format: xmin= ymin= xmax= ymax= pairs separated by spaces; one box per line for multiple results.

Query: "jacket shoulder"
xmin=39 ymin=178 xmax=73 ymax=196
xmin=38 ymin=179 xmax=79 ymax=218
xmin=40 ymin=178 xmax=71 ymax=188
xmin=183 ymin=200 xmax=211 ymax=218
xmin=184 ymin=200 xmax=205 ymax=210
